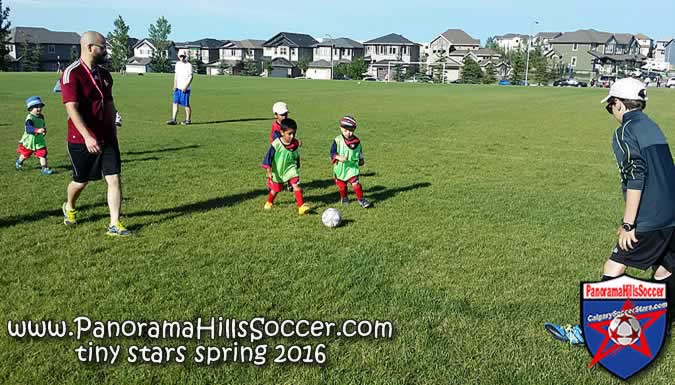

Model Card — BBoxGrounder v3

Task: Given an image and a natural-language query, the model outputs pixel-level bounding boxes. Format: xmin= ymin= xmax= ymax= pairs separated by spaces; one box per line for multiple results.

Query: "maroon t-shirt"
xmin=60 ymin=60 xmax=116 ymax=144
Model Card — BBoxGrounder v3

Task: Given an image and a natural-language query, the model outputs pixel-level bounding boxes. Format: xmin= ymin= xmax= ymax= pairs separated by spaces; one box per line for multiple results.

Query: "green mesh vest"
xmin=333 ymin=135 xmax=362 ymax=181
xmin=20 ymin=113 xmax=47 ymax=150
xmin=270 ymin=138 xmax=300 ymax=183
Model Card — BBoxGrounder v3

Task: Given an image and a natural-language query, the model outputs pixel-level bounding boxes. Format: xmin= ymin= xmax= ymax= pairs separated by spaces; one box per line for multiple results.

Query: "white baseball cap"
xmin=272 ymin=101 xmax=288 ymax=115
xmin=600 ymin=78 xmax=648 ymax=103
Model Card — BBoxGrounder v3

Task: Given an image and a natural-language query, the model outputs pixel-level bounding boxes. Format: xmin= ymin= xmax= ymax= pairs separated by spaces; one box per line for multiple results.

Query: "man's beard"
xmin=93 ymin=53 xmax=106 ymax=65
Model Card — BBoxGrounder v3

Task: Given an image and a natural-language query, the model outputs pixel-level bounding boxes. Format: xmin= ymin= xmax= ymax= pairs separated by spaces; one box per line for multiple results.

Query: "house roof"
xmin=364 ymin=33 xmax=416 ymax=45
xmin=588 ymin=51 xmax=646 ymax=62
xmin=10 ymin=27 xmax=80 ymax=45
xmin=270 ymin=57 xmax=294 ymax=67
xmin=127 ymin=57 xmax=152 ymax=65
xmin=314 ymin=37 xmax=363 ymax=49
xmin=535 ymin=32 xmax=562 ymax=40
xmin=551 ymin=29 xmax=612 ymax=44
xmin=448 ymin=48 xmax=499 ymax=57
xmin=613 ymin=33 xmax=634 ymax=45
xmin=175 ymin=38 xmax=226 ymax=49
xmin=222 ymin=39 xmax=265 ymax=49
xmin=495 ymin=33 xmax=529 ymax=40
xmin=133 ymin=39 xmax=157 ymax=50
xmin=263 ymin=32 xmax=318 ymax=48
xmin=439 ymin=29 xmax=480 ymax=45
xmin=308 ymin=59 xmax=332 ymax=68
xmin=635 ymin=33 xmax=652 ymax=40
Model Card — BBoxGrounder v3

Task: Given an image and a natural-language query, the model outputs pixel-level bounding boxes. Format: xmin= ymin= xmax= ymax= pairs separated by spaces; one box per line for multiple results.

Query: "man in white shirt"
xmin=167 ymin=54 xmax=193 ymax=125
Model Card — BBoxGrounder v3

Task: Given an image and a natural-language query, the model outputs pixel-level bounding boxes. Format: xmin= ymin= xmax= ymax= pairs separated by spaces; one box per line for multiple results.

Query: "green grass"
xmin=1 ymin=72 xmax=675 ymax=384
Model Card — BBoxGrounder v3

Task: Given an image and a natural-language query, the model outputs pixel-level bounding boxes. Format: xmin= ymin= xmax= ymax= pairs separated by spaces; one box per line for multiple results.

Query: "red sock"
xmin=353 ymin=183 xmax=364 ymax=200
xmin=335 ymin=179 xmax=347 ymax=199
xmin=267 ymin=192 xmax=276 ymax=204
xmin=294 ymin=190 xmax=305 ymax=207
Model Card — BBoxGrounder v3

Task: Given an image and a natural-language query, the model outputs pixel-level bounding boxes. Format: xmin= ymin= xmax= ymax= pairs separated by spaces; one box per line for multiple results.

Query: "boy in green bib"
xmin=15 ymin=96 xmax=54 ymax=175
xmin=330 ymin=115 xmax=370 ymax=208
xmin=261 ymin=118 xmax=311 ymax=215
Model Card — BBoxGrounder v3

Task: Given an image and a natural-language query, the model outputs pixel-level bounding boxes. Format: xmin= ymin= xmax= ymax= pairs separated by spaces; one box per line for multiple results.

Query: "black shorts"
xmin=67 ymin=141 xmax=121 ymax=183
xmin=609 ymin=227 xmax=675 ymax=271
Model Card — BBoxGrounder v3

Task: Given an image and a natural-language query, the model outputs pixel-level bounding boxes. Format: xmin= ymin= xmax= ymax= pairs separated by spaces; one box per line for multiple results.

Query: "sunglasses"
xmin=605 ymin=97 xmax=616 ymax=114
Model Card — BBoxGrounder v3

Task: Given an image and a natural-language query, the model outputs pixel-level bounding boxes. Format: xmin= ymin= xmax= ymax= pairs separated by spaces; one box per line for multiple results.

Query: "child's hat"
xmin=340 ymin=115 xmax=357 ymax=129
xmin=600 ymin=78 xmax=647 ymax=103
xmin=26 ymin=96 xmax=45 ymax=110
xmin=272 ymin=101 xmax=288 ymax=115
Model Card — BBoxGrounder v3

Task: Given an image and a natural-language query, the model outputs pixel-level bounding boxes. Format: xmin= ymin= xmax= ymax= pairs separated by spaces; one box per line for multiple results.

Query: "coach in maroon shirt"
xmin=60 ymin=31 xmax=130 ymax=236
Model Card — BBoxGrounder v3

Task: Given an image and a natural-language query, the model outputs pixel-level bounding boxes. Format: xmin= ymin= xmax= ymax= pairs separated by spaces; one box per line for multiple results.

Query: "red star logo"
xmin=587 ymin=299 xmax=667 ymax=368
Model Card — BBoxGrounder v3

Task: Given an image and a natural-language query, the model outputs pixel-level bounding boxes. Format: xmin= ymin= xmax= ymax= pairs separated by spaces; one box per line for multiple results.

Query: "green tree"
xmin=217 ymin=59 xmax=230 ymax=75
xmin=0 ymin=0 xmax=11 ymax=71
xmin=509 ymin=50 xmax=525 ymax=83
xmin=346 ymin=57 xmax=367 ymax=80
xmin=69 ymin=45 xmax=79 ymax=63
xmin=30 ymin=42 xmax=41 ymax=71
xmin=460 ymin=56 xmax=483 ymax=84
xmin=432 ymin=52 xmax=448 ymax=83
xmin=148 ymin=16 xmax=171 ymax=73
xmin=393 ymin=63 xmax=403 ymax=82
xmin=482 ymin=61 xmax=497 ymax=84
xmin=297 ymin=58 xmax=309 ymax=75
xmin=241 ymin=57 xmax=259 ymax=76
xmin=485 ymin=36 xmax=498 ymax=50
xmin=20 ymin=33 xmax=34 ymax=71
xmin=263 ymin=59 xmax=273 ymax=76
xmin=107 ymin=15 xmax=130 ymax=72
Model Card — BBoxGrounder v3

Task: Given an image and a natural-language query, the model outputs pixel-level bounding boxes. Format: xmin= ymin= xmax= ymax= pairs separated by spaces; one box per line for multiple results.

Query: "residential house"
xmin=363 ymin=33 xmax=420 ymax=80
xmin=426 ymin=29 xmax=480 ymax=66
xmin=653 ymin=38 xmax=674 ymax=69
xmin=533 ymin=32 xmax=562 ymax=51
xmin=442 ymin=48 xmax=500 ymax=82
xmin=176 ymin=38 xmax=226 ymax=65
xmin=494 ymin=33 xmax=529 ymax=52
xmin=665 ymin=40 xmax=675 ymax=70
xmin=126 ymin=38 xmax=178 ymax=73
xmin=549 ymin=29 xmax=642 ymax=80
xmin=262 ymin=32 xmax=318 ymax=78
xmin=7 ymin=27 xmax=80 ymax=71
xmin=635 ymin=33 xmax=653 ymax=58
xmin=208 ymin=39 xmax=265 ymax=75
xmin=105 ymin=37 xmax=138 ymax=68
xmin=307 ymin=38 xmax=363 ymax=79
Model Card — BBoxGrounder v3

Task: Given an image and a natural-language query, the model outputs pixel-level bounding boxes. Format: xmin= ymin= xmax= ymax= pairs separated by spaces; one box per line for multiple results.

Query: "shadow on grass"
xmin=0 ymin=203 xmax=102 ymax=228
xmin=190 ymin=118 xmax=268 ymax=125
xmin=308 ymin=182 xmax=431 ymax=206
xmin=123 ymin=145 xmax=200 ymax=156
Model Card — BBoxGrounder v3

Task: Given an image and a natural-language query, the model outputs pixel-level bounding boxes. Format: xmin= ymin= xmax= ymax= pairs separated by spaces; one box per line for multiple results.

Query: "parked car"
xmin=362 ymin=76 xmax=378 ymax=82
xmin=554 ymin=78 xmax=587 ymax=87
xmin=405 ymin=74 xmax=433 ymax=83
xmin=597 ymin=75 xmax=616 ymax=88
xmin=666 ymin=77 xmax=675 ymax=88
xmin=334 ymin=74 xmax=351 ymax=80
xmin=498 ymin=79 xmax=511 ymax=86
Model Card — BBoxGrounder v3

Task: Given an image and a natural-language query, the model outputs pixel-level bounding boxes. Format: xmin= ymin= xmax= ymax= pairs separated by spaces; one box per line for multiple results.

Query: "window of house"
xmin=274 ymin=48 xmax=278 ymax=55
xmin=291 ymin=48 xmax=296 ymax=55
xmin=571 ymin=56 xmax=577 ymax=67
xmin=572 ymin=43 xmax=578 ymax=51
xmin=48 ymin=45 xmax=55 ymax=54
xmin=402 ymin=46 xmax=408 ymax=55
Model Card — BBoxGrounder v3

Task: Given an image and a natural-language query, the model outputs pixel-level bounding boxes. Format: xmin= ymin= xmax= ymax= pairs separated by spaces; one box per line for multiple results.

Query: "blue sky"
xmin=6 ymin=0 xmax=675 ymax=44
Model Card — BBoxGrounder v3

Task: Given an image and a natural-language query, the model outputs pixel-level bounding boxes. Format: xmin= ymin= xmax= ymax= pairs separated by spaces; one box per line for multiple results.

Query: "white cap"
xmin=272 ymin=101 xmax=288 ymax=115
xmin=600 ymin=78 xmax=648 ymax=103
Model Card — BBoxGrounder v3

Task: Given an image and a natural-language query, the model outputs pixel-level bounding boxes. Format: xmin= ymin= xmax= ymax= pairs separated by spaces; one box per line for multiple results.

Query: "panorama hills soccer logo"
xmin=581 ymin=275 xmax=668 ymax=380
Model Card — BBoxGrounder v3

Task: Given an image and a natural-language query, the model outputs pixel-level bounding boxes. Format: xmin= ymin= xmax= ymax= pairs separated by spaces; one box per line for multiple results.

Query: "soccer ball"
xmin=608 ymin=314 xmax=641 ymax=346
xmin=321 ymin=208 xmax=342 ymax=228
xmin=115 ymin=112 xmax=123 ymax=127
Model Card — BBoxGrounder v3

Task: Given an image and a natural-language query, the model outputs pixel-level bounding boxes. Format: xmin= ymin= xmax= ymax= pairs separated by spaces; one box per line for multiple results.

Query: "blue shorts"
xmin=173 ymin=89 xmax=190 ymax=106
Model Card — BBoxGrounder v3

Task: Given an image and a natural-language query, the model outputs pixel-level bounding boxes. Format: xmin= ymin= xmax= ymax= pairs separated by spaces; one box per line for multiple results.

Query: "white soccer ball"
xmin=608 ymin=314 xmax=641 ymax=346
xmin=321 ymin=208 xmax=342 ymax=228
xmin=115 ymin=112 xmax=123 ymax=127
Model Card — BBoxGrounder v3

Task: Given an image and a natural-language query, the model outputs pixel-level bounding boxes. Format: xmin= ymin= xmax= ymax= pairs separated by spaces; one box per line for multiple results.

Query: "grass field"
xmin=1 ymin=72 xmax=675 ymax=384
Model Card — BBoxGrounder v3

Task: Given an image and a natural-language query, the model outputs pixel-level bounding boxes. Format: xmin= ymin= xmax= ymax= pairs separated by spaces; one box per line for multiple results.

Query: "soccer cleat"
xmin=298 ymin=204 xmax=311 ymax=215
xmin=264 ymin=202 xmax=273 ymax=210
xmin=106 ymin=221 xmax=131 ymax=237
xmin=180 ymin=120 xmax=192 ymax=125
xmin=15 ymin=159 xmax=23 ymax=170
xmin=166 ymin=119 xmax=177 ymax=125
xmin=544 ymin=323 xmax=584 ymax=345
xmin=340 ymin=197 xmax=349 ymax=205
xmin=41 ymin=167 xmax=54 ymax=175
xmin=358 ymin=198 xmax=371 ymax=208
xmin=62 ymin=203 xmax=78 ymax=225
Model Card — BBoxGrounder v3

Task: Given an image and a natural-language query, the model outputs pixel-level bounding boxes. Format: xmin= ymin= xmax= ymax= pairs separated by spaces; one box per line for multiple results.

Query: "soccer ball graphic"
xmin=321 ymin=208 xmax=342 ymax=228
xmin=608 ymin=314 xmax=641 ymax=346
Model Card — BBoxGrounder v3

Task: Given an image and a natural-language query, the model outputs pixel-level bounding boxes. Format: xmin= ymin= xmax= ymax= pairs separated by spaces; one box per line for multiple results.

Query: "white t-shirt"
xmin=174 ymin=61 xmax=193 ymax=90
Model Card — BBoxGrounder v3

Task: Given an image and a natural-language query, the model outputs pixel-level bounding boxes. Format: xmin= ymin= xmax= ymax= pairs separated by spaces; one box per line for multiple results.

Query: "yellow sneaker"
xmin=298 ymin=204 xmax=311 ymax=215
xmin=106 ymin=221 xmax=131 ymax=236
xmin=62 ymin=202 xmax=77 ymax=225
xmin=264 ymin=202 xmax=273 ymax=210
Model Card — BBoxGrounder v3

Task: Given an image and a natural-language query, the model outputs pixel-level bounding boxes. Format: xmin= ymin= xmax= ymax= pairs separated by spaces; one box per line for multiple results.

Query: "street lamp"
xmin=325 ymin=34 xmax=334 ymax=80
xmin=524 ymin=20 xmax=539 ymax=85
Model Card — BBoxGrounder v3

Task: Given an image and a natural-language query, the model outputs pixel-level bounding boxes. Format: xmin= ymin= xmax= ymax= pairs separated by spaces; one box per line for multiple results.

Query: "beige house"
xmin=262 ymin=32 xmax=318 ymax=78
xmin=209 ymin=39 xmax=265 ymax=75
xmin=426 ymin=29 xmax=480 ymax=66
xmin=363 ymin=33 xmax=420 ymax=80
xmin=635 ymin=33 xmax=654 ymax=58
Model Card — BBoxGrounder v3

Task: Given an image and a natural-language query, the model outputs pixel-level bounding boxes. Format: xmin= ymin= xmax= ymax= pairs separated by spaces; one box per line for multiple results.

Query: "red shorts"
xmin=268 ymin=177 xmax=299 ymax=193
xmin=335 ymin=176 xmax=359 ymax=184
xmin=17 ymin=143 xmax=47 ymax=158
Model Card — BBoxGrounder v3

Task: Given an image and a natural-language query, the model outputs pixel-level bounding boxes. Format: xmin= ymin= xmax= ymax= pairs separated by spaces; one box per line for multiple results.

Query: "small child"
xmin=330 ymin=115 xmax=370 ymax=208
xmin=16 ymin=96 xmax=54 ymax=175
xmin=261 ymin=118 xmax=311 ymax=215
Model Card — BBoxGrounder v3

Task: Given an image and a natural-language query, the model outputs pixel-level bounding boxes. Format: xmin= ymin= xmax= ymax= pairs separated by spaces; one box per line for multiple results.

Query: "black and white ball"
xmin=321 ymin=208 xmax=342 ymax=228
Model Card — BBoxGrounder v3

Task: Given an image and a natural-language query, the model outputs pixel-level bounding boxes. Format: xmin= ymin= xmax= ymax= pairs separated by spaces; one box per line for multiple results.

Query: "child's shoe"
xmin=358 ymin=198 xmax=371 ymax=208
xmin=264 ymin=202 xmax=273 ymax=210
xmin=41 ymin=167 xmax=54 ymax=175
xmin=166 ymin=119 xmax=177 ymax=125
xmin=298 ymin=204 xmax=311 ymax=215
xmin=62 ymin=203 xmax=78 ymax=225
xmin=180 ymin=120 xmax=192 ymax=125
xmin=340 ymin=197 xmax=349 ymax=205
xmin=106 ymin=221 xmax=131 ymax=236
xmin=15 ymin=159 xmax=22 ymax=170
